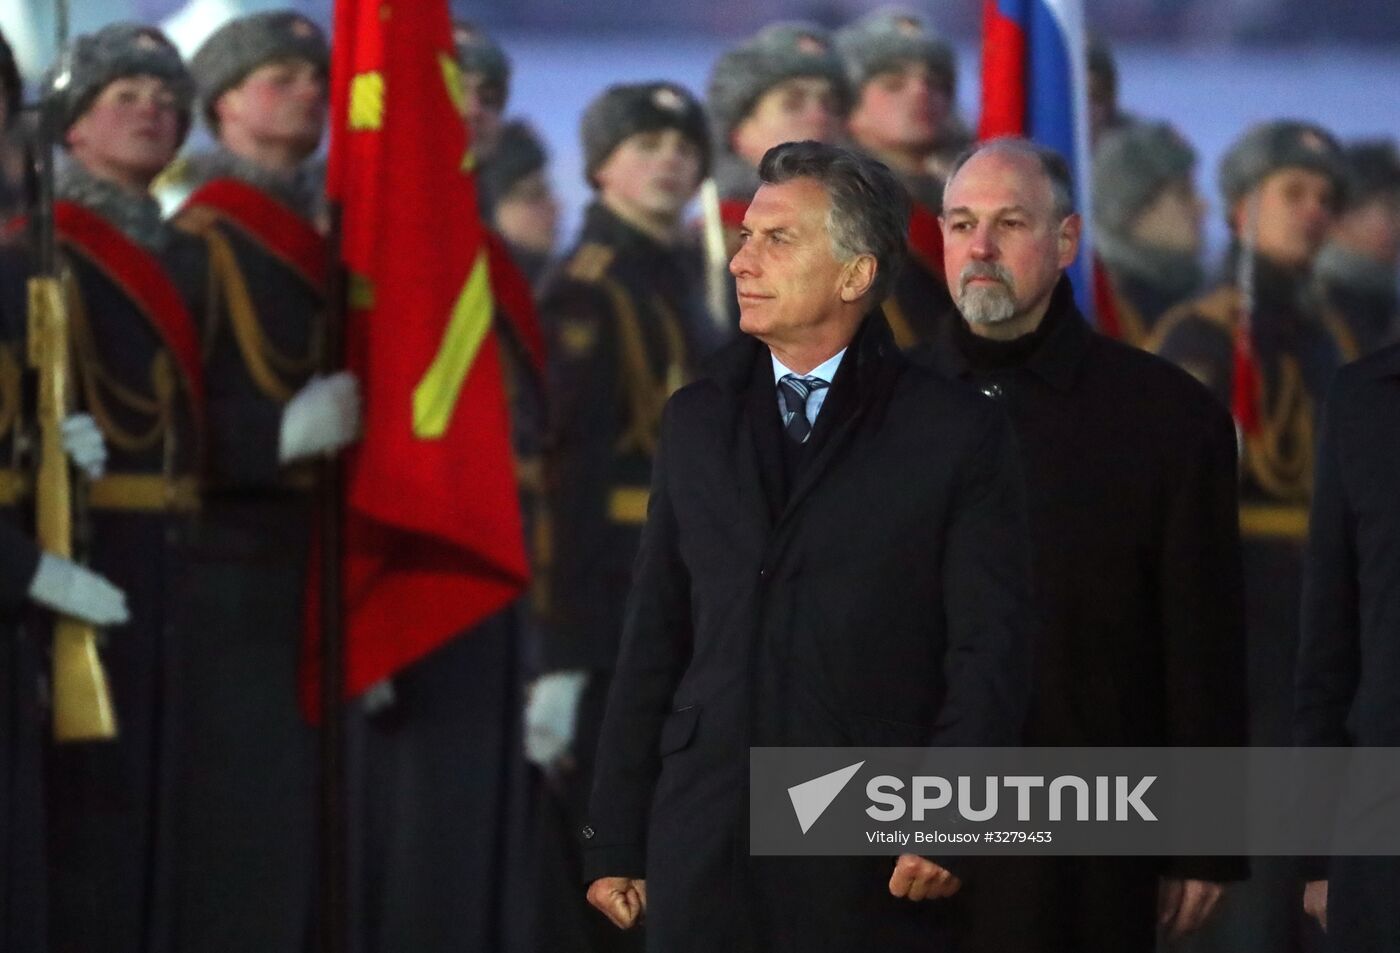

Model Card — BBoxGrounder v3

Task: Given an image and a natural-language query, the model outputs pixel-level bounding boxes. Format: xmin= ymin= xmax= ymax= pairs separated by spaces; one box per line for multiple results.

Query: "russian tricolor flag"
xmin=979 ymin=0 xmax=1097 ymax=322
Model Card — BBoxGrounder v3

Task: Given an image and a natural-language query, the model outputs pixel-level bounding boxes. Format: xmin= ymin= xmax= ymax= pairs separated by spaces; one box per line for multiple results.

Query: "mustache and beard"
xmin=955 ymin=262 xmax=1018 ymax=325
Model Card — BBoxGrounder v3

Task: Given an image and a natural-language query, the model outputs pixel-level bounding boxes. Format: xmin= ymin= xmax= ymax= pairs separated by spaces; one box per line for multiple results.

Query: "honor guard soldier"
xmin=480 ymin=119 xmax=560 ymax=289
xmin=2 ymin=202 xmax=127 ymax=953
xmin=530 ymin=81 xmax=715 ymax=953
xmin=1149 ymin=120 xmax=1357 ymax=953
xmin=1316 ymin=139 xmax=1400 ymax=354
xmin=453 ymin=20 xmax=511 ymax=161
xmin=1093 ymin=122 xmax=1207 ymax=347
xmin=835 ymin=8 xmax=961 ymax=349
xmin=322 ymin=18 xmax=546 ymax=953
xmin=707 ymin=23 xmax=849 ymax=244
xmin=171 ymin=12 xmax=357 ymax=953
xmin=38 ymin=23 xmax=206 ymax=953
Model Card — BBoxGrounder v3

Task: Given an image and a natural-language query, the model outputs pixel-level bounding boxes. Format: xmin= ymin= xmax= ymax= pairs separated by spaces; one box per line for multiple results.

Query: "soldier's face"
xmin=493 ymin=170 xmax=559 ymax=255
xmin=1331 ymin=192 xmax=1400 ymax=268
xmin=595 ymin=128 xmax=703 ymax=221
xmin=732 ymin=77 xmax=842 ymax=166
xmin=463 ymin=72 xmax=505 ymax=157
xmin=731 ymin=177 xmax=873 ymax=343
xmin=218 ymin=57 xmax=326 ymax=159
xmin=848 ymin=62 xmax=951 ymax=157
xmin=1238 ymin=167 xmax=1336 ymax=269
xmin=66 ymin=75 xmax=181 ymax=190
xmin=942 ymin=150 xmax=1080 ymax=328
xmin=1129 ymin=176 xmax=1205 ymax=255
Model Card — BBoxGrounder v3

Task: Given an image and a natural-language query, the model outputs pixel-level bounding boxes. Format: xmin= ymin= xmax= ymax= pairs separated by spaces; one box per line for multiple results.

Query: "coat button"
xmin=581 ymin=825 xmax=595 ymax=840
xmin=979 ymin=382 xmax=1004 ymax=400
xmin=758 ymin=568 xmax=769 ymax=580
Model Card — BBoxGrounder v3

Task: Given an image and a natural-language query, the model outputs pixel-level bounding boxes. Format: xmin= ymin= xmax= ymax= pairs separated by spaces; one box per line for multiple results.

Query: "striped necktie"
xmin=777 ymin=374 xmax=830 ymax=445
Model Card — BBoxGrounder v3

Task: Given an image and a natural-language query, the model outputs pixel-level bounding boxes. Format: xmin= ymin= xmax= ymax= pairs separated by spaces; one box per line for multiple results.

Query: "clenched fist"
xmin=587 ymin=876 xmax=647 ymax=929
xmin=888 ymin=854 xmax=962 ymax=901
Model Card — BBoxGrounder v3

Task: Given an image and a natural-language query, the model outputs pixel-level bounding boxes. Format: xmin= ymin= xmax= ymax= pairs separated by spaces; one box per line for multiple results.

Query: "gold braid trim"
xmin=882 ymin=296 xmax=918 ymax=350
xmin=1243 ymin=355 xmax=1314 ymax=502
xmin=1321 ymin=303 xmax=1360 ymax=365
xmin=604 ymin=277 xmax=686 ymax=457
xmin=65 ymin=269 xmax=171 ymax=453
xmin=0 ymin=343 xmax=20 ymax=443
xmin=201 ymin=226 xmax=316 ymax=404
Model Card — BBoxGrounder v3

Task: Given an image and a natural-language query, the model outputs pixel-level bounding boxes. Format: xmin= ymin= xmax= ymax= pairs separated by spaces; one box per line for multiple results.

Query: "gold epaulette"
xmin=1147 ymin=286 xmax=1239 ymax=353
xmin=565 ymin=243 xmax=616 ymax=284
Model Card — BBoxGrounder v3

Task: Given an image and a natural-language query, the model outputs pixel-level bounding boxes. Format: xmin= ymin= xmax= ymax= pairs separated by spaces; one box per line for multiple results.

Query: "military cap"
xmin=1218 ymin=119 xmax=1347 ymax=213
xmin=479 ymin=119 xmax=548 ymax=215
xmin=706 ymin=22 xmax=850 ymax=144
xmin=452 ymin=21 xmax=511 ymax=107
xmin=1093 ymin=121 xmax=1196 ymax=236
xmin=834 ymin=7 xmax=956 ymax=96
xmin=0 ymin=28 xmax=20 ymax=127
xmin=581 ymin=81 xmax=710 ymax=187
xmin=1339 ymin=139 xmax=1400 ymax=210
xmin=43 ymin=23 xmax=194 ymax=139
xmin=190 ymin=11 xmax=328 ymax=130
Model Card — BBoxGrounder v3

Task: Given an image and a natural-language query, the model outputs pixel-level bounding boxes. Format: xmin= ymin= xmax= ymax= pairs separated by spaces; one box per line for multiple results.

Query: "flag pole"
xmin=318 ymin=200 xmax=349 ymax=953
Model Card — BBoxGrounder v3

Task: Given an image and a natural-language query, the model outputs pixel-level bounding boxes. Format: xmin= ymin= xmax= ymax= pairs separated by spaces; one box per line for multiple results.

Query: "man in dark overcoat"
xmin=1296 ymin=340 xmax=1400 ymax=952
xmin=582 ymin=140 xmax=1033 ymax=953
xmin=919 ymin=137 xmax=1249 ymax=952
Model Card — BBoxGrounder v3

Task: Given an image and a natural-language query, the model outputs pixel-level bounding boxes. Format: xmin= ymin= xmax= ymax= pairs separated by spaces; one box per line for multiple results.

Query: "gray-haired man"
xmin=582 ymin=140 xmax=1032 ymax=952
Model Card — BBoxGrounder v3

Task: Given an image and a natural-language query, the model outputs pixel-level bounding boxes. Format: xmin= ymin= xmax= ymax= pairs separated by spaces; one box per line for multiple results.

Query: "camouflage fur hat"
xmin=834 ymin=7 xmax=956 ymax=96
xmin=1093 ymin=121 xmax=1196 ymax=236
xmin=706 ymin=22 xmax=850 ymax=145
xmin=43 ymin=22 xmax=194 ymax=140
xmin=1218 ymin=119 xmax=1347 ymax=215
xmin=190 ymin=11 xmax=329 ymax=130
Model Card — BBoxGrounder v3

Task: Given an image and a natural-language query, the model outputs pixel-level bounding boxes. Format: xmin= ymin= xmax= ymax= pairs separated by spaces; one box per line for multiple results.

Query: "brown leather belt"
xmin=87 ymin=474 xmax=200 ymax=513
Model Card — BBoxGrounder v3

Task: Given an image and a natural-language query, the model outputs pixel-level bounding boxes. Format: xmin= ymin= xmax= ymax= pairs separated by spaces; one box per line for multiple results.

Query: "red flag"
xmin=306 ymin=0 xmax=529 ymax=711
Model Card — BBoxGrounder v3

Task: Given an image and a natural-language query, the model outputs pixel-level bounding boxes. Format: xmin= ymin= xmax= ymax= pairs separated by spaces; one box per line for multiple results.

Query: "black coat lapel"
xmin=743 ymin=347 xmax=787 ymax=525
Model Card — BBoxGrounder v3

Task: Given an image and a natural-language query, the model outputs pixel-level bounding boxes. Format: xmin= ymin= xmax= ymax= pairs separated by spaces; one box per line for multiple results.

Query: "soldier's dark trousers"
xmin=347 ymin=608 xmax=533 ymax=953
xmin=169 ymin=496 xmax=317 ymax=953
xmin=46 ymin=513 xmax=184 ymax=953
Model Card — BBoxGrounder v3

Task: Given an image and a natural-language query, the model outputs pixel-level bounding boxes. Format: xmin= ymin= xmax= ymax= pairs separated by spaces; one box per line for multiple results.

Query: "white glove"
xmin=525 ymin=670 xmax=589 ymax=770
xmin=27 ymin=552 xmax=130 ymax=626
xmin=279 ymin=371 xmax=362 ymax=464
xmin=62 ymin=413 xmax=107 ymax=479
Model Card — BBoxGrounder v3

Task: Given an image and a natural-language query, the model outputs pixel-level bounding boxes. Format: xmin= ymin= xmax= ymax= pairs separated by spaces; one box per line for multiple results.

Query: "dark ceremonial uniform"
xmin=533 ymin=200 xmax=716 ymax=952
xmin=883 ymin=176 xmax=958 ymax=351
xmin=44 ymin=169 xmax=204 ymax=953
xmin=1150 ymin=258 xmax=1355 ymax=953
xmin=167 ymin=151 xmax=323 ymax=953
